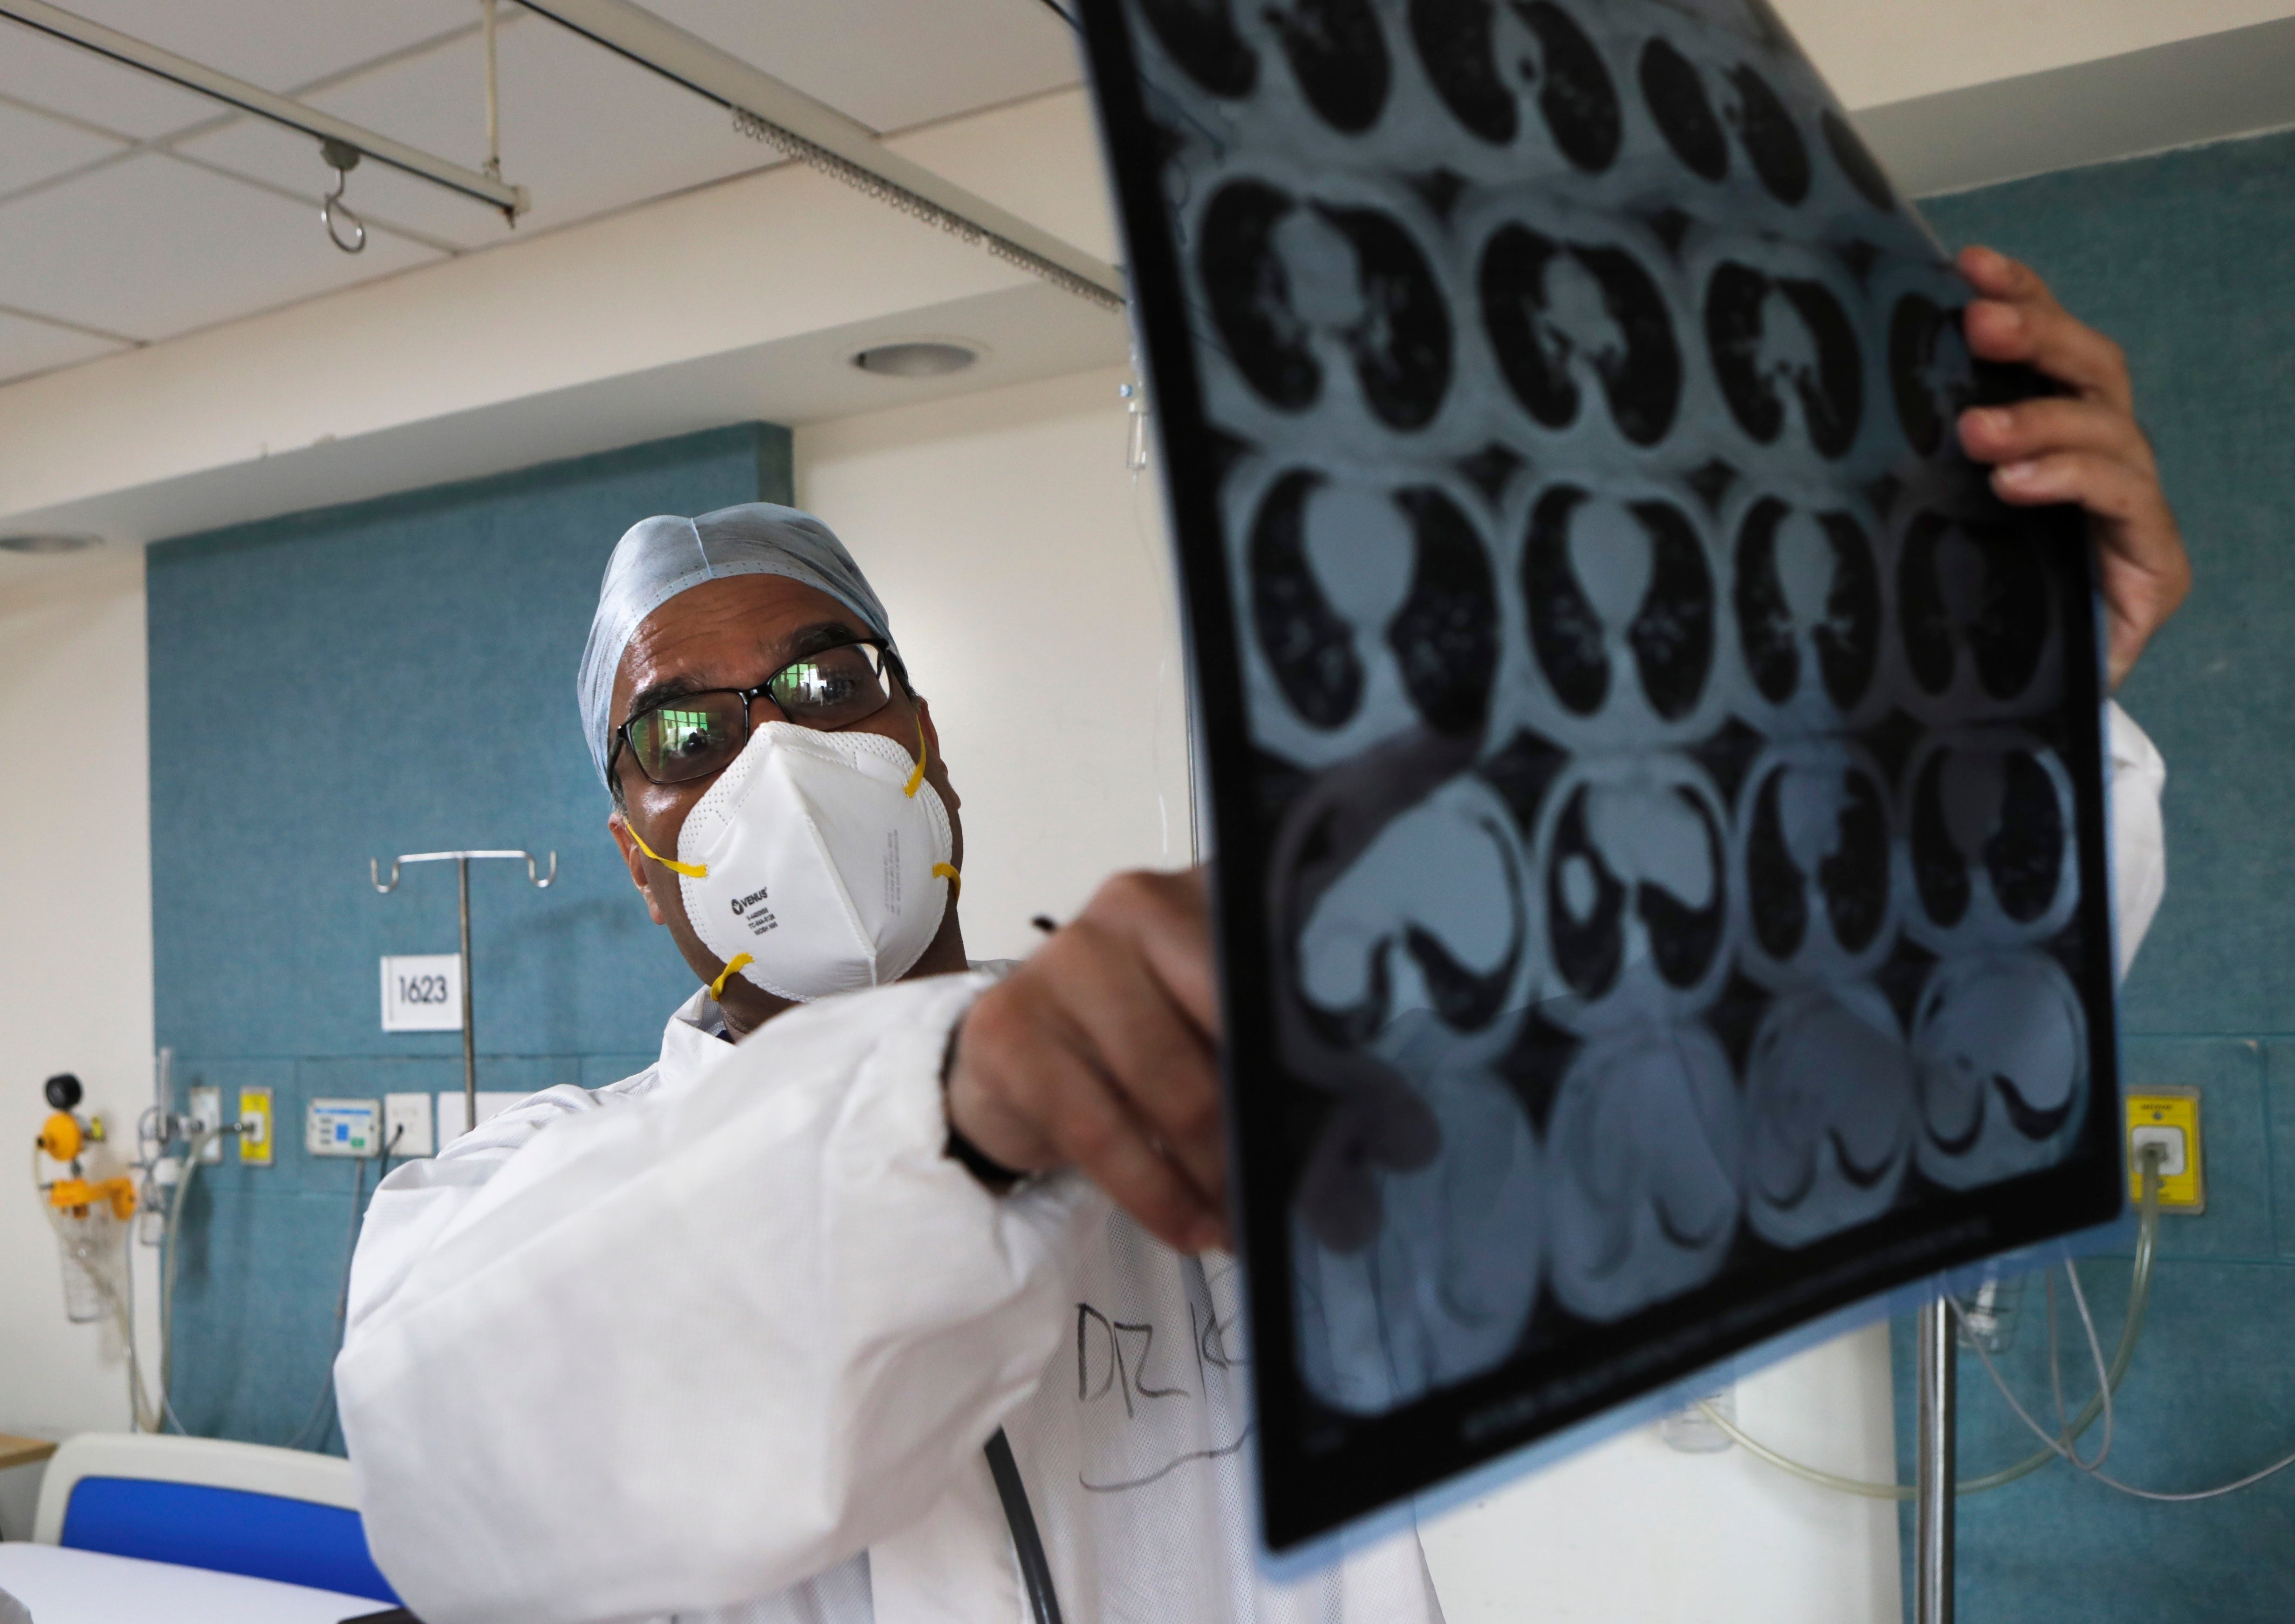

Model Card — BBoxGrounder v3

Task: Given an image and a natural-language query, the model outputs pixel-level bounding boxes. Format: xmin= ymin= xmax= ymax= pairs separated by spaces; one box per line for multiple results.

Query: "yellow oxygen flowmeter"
xmin=34 ymin=1073 xmax=135 ymax=1220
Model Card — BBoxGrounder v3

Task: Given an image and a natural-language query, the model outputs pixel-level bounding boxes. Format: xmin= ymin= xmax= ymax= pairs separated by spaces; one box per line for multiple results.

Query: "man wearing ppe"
xmin=337 ymin=249 xmax=2190 ymax=1624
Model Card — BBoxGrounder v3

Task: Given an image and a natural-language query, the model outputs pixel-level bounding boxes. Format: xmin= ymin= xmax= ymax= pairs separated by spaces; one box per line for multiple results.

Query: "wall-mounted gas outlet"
xmin=187 ymin=1085 xmax=223 ymax=1163
xmin=2127 ymin=1086 xmax=2204 ymax=1214
xmin=237 ymin=1086 xmax=273 ymax=1167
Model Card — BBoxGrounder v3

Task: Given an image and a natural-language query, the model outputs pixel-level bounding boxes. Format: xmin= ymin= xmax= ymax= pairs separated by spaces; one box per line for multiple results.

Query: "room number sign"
xmin=381 ymin=954 xmax=463 ymax=1032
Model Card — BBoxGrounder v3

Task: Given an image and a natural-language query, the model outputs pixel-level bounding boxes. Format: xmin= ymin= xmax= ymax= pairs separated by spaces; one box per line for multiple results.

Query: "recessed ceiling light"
xmin=0 ymin=532 xmax=103 ymax=554
xmin=851 ymin=341 xmax=978 ymax=378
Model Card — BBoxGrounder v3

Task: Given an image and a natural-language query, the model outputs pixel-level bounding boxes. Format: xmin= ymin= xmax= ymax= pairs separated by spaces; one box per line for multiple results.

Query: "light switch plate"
xmin=435 ymin=1091 xmax=525 ymax=1145
xmin=187 ymin=1085 xmax=223 ymax=1163
xmin=2127 ymin=1086 xmax=2204 ymax=1213
xmin=383 ymin=1092 xmax=434 ymax=1159
xmin=308 ymin=1098 xmax=384 ymax=1159
xmin=237 ymin=1087 xmax=273 ymax=1166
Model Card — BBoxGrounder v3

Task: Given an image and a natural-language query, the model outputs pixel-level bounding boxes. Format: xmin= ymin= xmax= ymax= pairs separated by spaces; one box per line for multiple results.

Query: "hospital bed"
xmin=0 ymin=1433 xmax=404 ymax=1623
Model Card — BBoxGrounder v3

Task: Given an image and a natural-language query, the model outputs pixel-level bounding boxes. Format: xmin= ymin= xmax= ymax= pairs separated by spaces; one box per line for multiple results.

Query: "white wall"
xmin=796 ymin=365 xmax=1197 ymax=959
xmin=1420 ymin=1326 xmax=1899 ymax=1623
xmin=795 ymin=367 xmax=1901 ymax=1624
xmin=1774 ymin=0 xmax=2295 ymax=107
xmin=0 ymin=547 xmax=158 ymax=1533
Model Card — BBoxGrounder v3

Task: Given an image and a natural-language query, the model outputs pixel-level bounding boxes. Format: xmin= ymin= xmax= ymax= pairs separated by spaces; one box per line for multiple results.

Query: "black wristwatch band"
xmin=945 ymin=1125 xmax=1027 ymax=1193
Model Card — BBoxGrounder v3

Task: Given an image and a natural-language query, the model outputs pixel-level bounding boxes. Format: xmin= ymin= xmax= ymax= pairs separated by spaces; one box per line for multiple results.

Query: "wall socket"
xmin=186 ymin=1085 xmax=223 ymax=1163
xmin=383 ymin=1092 xmax=434 ymax=1159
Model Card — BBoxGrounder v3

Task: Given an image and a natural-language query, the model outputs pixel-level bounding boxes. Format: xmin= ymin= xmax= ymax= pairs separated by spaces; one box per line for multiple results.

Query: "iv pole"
xmin=370 ymin=850 xmax=556 ymax=1136
xmin=1914 ymin=1294 xmax=1955 ymax=1624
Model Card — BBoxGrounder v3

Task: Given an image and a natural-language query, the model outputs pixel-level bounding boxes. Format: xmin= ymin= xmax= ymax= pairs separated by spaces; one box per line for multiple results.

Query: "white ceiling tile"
xmin=0 ymin=99 xmax=127 ymax=198
xmin=0 ymin=152 xmax=438 ymax=340
xmin=0 ymin=17 xmax=217 ymax=138
xmin=0 ymin=308 xmax=128 ymax=384
xmin=51 ymin=0 xmax=478 ymax=95
xmin=642 ymin=0 xmax=1083 ymax=133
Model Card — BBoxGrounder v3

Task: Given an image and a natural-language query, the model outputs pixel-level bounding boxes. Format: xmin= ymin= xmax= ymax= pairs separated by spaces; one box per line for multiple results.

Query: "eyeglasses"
xmin=612 ymin=641 xmax=906 ymax=786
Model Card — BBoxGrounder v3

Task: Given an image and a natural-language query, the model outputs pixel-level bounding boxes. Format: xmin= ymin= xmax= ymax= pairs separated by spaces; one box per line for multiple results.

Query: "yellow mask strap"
xmin=904 ymin=711 xmax=929 ymax=798
xmin=628 ymin=821 xmax=706 ymax=879
xmin=708 ymin=953 xmax=754 ymax=1002
xmin=913 ymin=715 xmax=953 ymax=893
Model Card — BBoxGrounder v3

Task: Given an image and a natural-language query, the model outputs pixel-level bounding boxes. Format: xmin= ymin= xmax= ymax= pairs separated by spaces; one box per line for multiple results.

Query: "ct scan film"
xmin=1078 ymin=0 xmax=2124 ymax=1554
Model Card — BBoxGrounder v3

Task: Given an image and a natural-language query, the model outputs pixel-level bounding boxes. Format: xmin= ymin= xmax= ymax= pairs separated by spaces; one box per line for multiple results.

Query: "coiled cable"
xmin=1696 ymin=1149 xmax=2163 ymax=1499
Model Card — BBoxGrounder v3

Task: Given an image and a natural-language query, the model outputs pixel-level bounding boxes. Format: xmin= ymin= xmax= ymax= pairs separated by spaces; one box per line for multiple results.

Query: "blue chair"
xmin=31 ymin=1433 xmax=401 ymax=1605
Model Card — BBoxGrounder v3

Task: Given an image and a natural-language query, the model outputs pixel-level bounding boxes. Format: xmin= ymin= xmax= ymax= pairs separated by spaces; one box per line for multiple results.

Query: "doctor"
xmin=337 ymin=248 xmax=2188 ymax=1624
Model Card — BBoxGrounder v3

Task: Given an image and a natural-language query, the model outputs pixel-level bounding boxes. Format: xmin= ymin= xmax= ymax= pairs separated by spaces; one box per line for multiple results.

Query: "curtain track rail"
xmin=0 ymin=0 xmax=528 ymax=219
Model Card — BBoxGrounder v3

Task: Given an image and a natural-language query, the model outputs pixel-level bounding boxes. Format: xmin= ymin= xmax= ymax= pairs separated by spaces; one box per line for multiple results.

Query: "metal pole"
xmin=1915 ymin=1294 xmax=1956 ymax=1624
xmin=457 ymin=855 xmax=477 ymax=1134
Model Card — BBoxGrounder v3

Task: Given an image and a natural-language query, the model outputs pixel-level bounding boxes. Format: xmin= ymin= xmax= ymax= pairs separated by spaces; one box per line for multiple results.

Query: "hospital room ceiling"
xmin=5 ymin=0 xmax=2295 ymax=574
xmin=4 ymin=1 xmax=2295 ymax=395
xmin=0 ymin=0 xmax=1086 ymax=386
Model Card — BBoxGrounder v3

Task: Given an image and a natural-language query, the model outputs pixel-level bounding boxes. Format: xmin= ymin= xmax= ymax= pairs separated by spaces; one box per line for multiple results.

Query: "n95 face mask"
xmin=660 ymin=720 xmax=957 ymax=1002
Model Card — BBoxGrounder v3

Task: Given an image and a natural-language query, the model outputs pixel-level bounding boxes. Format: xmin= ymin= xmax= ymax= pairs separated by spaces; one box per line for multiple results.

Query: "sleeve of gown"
xmin=2109 ymin=699 xmax=2168 ymax=982
xmin=335 ymin=969 xmax=1103 ymax=1624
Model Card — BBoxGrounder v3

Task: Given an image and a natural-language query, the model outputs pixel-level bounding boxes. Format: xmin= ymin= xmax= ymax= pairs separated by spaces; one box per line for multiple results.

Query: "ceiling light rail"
xmin=516 ymin=0 xmax=1125 ymax=314
xmin=0 ymin=0 xmax=529 ymax=234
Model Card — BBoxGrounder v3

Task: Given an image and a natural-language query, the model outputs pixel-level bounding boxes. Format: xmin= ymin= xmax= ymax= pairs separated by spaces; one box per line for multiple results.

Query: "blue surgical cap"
xmin=577 ymin=503 xmax=897 ymax=785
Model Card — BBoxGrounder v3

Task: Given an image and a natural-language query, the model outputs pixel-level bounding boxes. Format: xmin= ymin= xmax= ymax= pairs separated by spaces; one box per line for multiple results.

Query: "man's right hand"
xmin=945 ymin=867 xmax=1229 ymax=1255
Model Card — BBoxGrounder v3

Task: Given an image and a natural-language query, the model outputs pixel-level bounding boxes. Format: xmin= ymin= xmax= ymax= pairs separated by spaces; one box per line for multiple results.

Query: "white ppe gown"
xmin=336 ymin=704 xmax=2168 ymax=1624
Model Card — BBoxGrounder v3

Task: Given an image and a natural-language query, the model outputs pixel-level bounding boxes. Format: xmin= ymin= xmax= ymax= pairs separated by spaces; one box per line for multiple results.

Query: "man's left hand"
xmin=1953 ymin=244 xmax=2191 ymax=689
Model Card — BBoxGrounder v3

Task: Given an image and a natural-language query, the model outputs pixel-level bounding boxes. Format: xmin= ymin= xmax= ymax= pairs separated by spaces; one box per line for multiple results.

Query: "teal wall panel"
xmin=150 ymin=423 xmax=791 ymax=1448
xmin=1888 ymin=128 xmax=2295 ymax=1618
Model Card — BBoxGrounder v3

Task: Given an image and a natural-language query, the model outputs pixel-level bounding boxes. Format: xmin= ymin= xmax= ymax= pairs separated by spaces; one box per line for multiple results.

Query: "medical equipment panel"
xmin=306 ymin=1099 xmax=384 ymax=1160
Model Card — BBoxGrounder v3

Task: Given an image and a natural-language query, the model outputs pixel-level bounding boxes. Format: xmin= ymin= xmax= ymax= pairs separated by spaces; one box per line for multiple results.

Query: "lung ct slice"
xmin=1731 ymin=494 xmax=1883 ymax=723
xmin=1704 ymin=259 xmax=1863 ymax=459
xmin=1897 ymin=511 xmax=2052 ymax=713
xmin=1388 ymin=487 xmax=1500 ymax=736
xmin=1479 ymin=222 xmax=1680 ymax=445
xmin=1266 ymin=0 xmax=1392 ymax=132
xmin=1743 ymin=982 xmax=1913 ymax=1248
xmin=1409 ymin=0 xmax=1518 ymax=142
xmin=1517 ymin=0 xmax=1621 ymax=171
xmin=1913 ymin=951 xmax=2088 ymax=1190
xmin=1406 ymin=0 xmax=1619 ymax=169
xmin=1314 ymin=202 xmax=1452 ymax=428
xmin=1904 ymin=732 xmax=2077 ymax=952
xmin=1736 ymin=742 xmax=1897 ymax=986
xmin=1250 ymin=470 xmax=1367 ymax=730
xmin=1534 ymin=758 xmax=1733 ymax=1033
xmin=1199 ymin=179 xmax=1452 ymax=430
xmin=1202 ymin=180 xmax=1323 ymax=411
xmin=1545 ymin=1020 xmax=1741 ymax=1323
xmin=1523 ymin=484 xmax=1716 ymax=738
xmin=1639 ymin=38 xmax=1727 ymax=179
xmin=1637 ymin=35 xmax=1810 ymax=203
xmin=1137 ymin=0 xmax=1261 ymax=96
xmin=1723 ymin=62 xmax=1809 ymax=204
xmin=1889 ymin=293 xmax=1967 ymax=457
